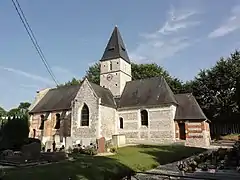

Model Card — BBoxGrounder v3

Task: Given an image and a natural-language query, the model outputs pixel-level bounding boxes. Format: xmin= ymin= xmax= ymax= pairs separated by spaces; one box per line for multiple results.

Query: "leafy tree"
xmin=18 ymin=102 xmax=31 ymax=111
xmin=0 ymin=102 xmax=31 ymax=150
xmin=57 ymin=77 xmax=82 ymax=87
xmin=85 ymin=63 xmax=101 ymax=85
xmin=0 ymin=115 xmax=29 ymax=150
xmin=0 ymin=107 xmax=6 ymax=117
xmin=190 ymin=50 xmax=240 ymax=122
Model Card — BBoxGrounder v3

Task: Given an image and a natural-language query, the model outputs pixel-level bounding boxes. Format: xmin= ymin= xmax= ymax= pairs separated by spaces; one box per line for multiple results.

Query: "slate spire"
xmin=100 ymin=26 xmax=130 ymax=63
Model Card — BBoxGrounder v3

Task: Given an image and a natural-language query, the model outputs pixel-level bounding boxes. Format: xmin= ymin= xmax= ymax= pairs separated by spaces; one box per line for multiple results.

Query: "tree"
xmin=85 ymin=63 xmax=101 ymax=85
xmin=0 ymin=107 xmax=6 ymax=117
xmin=190 ymin=50 xmax=240 ymax=121
xmin=59 ymin=62 xmax=185 ymax=93
xmin=7 ymin=102 xmax=31 ymax=116
xmin=57 ymin=77 xmax=82 ymax=87
xmin=0 ymin=102 xmax=31 ymax=150
xmin=0 ymin=115 xmax=29 ymax=150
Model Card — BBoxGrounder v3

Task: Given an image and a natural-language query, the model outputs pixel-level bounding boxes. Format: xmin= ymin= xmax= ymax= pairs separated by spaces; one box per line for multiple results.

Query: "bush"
xmin=83 ymin=147 xmax=97 ymax=155
xmin=110 ymin=147 xmax=117 ymax=153
xmin=72 ymin=148 xmax=79 ymax=153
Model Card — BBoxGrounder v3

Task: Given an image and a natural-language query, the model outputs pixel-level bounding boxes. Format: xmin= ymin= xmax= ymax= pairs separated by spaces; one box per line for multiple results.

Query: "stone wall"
xmin=100 ymin=57 xmax=132 ymax=97
xmin=99 ymin=105 xmax=116 ymax=140
xmin=71 ymin=79 xmax=99 ymax=146
xmin=117 ymin=105 xmax=176 ymax=144
xmin=29 ymin=111 xmax=71 ymax=146
xmin=185 ymin=121 xmax=211 ymax=147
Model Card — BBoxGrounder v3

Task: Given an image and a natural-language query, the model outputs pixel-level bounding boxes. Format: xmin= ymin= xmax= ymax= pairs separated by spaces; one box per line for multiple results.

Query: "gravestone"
xmin=97 ymin=137 xmax=105 ymax=153
xmin=21 ymin=142 xmax=41 ymax=160
xmin=45 ymin=140 xmax=53 ymax=152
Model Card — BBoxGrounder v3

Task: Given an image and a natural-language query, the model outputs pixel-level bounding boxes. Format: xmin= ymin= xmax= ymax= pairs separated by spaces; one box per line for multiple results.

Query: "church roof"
xmin=174 ymin=93 xmax=207 ymax=120
xmin=100 ymin=26 xmax=130 ymax=63
xmin=89 ymin=82 xmax=116 ymax=108
xmin=118 ymin=77 xmax=178 ymax=108
xmin=29 ymin=84 xmax=81 ymax=113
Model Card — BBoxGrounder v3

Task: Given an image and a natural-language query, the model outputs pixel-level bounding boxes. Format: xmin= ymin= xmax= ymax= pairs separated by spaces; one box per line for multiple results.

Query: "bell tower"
xmin=100 ymin=26 xmax=132 ymax=97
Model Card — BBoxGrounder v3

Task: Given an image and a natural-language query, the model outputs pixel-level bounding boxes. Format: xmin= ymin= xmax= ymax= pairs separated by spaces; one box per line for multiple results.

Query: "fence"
xmin=210 ymin=122 xmax=240 ymax=136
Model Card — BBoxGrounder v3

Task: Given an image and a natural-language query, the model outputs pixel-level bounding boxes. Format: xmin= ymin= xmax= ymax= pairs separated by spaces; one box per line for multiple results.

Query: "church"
xmin=28 ymin=26 xmax=211 ymax=149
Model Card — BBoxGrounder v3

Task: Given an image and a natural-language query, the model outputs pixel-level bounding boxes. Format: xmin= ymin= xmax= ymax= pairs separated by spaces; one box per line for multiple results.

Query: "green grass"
xmin=110 ymin=145 xmax=205 ymax=171
xmin=3 ymin=145 xmax=205 ymax=180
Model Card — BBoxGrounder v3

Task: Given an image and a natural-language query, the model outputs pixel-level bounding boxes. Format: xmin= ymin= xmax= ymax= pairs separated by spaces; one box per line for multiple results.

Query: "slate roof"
xmin=118 ymin=77 xmax=178 ymax=108
xmin=29 ymin=85 xmax=81 ymax=113
xmin=174 ymin=93 xmax=207 ymax=120
xmin=100 ymin=26 xmax=130 ymax=63
xmin=89 ymin=82 xmax=116 ymax=108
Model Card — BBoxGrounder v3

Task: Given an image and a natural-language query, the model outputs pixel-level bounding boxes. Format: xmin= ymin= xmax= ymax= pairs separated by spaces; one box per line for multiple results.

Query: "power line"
xmin=11 ymin=0 xmax=59 ymax=86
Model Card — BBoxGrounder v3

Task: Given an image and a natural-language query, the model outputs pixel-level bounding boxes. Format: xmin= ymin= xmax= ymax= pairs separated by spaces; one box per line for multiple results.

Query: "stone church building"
xmin=28 ymin=26 xmax=211 ymax=149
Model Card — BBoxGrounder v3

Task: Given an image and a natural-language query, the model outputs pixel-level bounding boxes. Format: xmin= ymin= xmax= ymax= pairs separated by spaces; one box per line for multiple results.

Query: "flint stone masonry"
xmin=71 ymin=80 xmax=99 ymax=146
xmin=99 ymin=105 xmax=116 ymax=140
xmin=117 ymin=105 xmax=176 ymax=144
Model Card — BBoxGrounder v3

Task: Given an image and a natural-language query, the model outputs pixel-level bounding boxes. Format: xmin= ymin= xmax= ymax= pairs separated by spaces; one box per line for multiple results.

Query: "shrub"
xmin=83 ymin=147 xmax=97 ymax=156
xmin=110 ymin=147 xmax=117 ymax=153
xmin=72 ymin=148 xmax=79 ymax=153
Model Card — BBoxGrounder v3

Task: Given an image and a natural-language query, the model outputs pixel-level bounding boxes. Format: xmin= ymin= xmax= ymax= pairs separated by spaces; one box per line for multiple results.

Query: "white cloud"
xmin=130 ymin=6 xmax=200 ymax=63
xmin=52 ymin=66 xmax=76 ymax=78
xmin=0 ymin=66 xmax=54 ymax=84
xmin=208 ymin=5 xmax=240 ymax=38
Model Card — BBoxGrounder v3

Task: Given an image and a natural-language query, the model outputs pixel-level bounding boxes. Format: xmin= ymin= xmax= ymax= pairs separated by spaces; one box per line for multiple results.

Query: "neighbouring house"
xmin=28 ymin=26 xmax=211 ymax=149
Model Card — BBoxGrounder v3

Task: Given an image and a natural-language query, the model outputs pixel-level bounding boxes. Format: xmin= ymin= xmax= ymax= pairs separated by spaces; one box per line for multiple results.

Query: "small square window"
xmin=115 ymin=84 xmax=117 ymax=86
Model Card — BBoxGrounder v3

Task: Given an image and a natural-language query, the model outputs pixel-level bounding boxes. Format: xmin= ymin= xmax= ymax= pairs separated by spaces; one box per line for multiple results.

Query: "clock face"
xmin=106 ymin=74 xmax=113 ymax=81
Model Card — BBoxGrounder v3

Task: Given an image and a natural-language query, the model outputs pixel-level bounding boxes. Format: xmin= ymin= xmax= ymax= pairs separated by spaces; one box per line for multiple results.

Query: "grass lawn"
xmin=3 ymin=145 xmax=206 ymax=180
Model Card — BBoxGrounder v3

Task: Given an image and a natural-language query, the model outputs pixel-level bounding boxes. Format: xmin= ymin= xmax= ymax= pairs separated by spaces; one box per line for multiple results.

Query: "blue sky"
xmin=0 ymin=0 xmax=240 ymax=110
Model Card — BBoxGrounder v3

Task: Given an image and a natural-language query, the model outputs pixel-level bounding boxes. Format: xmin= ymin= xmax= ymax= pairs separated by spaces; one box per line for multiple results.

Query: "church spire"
xmin=100 ymin=26 xmax=130 ymax=63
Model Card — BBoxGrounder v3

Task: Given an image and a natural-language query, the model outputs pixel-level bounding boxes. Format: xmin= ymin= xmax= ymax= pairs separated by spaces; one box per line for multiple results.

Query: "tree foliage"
xmin=0 ymin=107 xmax=6 ymax=117
xmin=57 ymin=77 xmax=82 ymax=87
xmin=190 ymin=51 xmax=240 ymax=122
xmin=0 ymin=102 xmax=31 ymax=150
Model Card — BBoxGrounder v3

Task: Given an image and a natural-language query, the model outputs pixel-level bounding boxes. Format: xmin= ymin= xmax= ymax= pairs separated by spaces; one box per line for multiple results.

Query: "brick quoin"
xmin=187 ymin=130 xmax=202 ymax=133
xmin=187 ymin=125 xmax=202 ymax=129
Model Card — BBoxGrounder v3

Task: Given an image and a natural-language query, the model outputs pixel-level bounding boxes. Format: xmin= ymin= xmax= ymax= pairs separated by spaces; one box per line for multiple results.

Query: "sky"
xmin=0 ymin=0 xmax=240 ymax=110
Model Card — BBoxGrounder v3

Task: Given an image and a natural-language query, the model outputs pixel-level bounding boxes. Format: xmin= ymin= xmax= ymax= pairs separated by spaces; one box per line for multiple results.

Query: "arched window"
xmin=110 ymin=61 xmax=113 ymax=70
xmin=141 ymin=110 xmax=148 ymax=127
xmin=119 ymin=117 xmax=123 ymax=129
xmin=54 ymin=113 xmax=61 ymax=129
xmin=81 ymin=104 xmax=89 ymax=126
xmin=39 ymin=115 xmax=45 ymax=130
